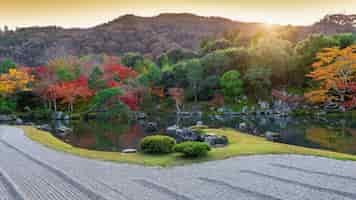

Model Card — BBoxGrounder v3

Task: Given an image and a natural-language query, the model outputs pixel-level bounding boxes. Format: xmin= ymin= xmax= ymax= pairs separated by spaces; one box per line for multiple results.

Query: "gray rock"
xmin=37 ymin=124 xmax=52 ymax=132
xmin=15 ymin=118 xmax=24 ymax=125
xmin=239 ymin=122 xmax=247 ymax=130
xmin=122 ymin=149 xmax=137 ymax=153
xmin=0 ymin=115 xmax=14 ymax=121
xmin=166 ymin=125 xmax=178 ymax=135
xmin=176 ymin=128 xmax=200 ymax=141
xmin=146 ymin=122 xmax=158 ymax=132
xmin=196 ymin=121 xmax=204 ymax=126
xmin=57 ymin=126 xmax=72 ymax=134
xmin=265 ymin=131 xmax=281 ymax=142
xmin=202 ymin=133 xmax=228 ymax=147
xmin=136 ymin=112 xmax=146 ymax=120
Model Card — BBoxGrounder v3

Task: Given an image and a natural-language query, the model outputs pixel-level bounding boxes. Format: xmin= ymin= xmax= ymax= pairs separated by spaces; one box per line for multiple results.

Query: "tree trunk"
xmin=53 ymin=100 xmax=57 ymax=112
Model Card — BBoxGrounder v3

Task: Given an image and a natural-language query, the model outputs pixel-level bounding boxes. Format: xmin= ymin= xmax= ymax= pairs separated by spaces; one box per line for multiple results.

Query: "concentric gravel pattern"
xmin=1 ymin=126 xmax=356 ymax=200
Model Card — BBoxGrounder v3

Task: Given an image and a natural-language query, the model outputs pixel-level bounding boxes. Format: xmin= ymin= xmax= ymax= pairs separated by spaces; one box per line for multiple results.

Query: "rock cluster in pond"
xmin=36 ymin=122 xmax=73 ymax=137
xmin=0 ymin=115 xmax=16 ymax=122
xmin=166 ymin=125 xmax=228 ymax=147
xmin=0 ymin=115 xmax=26 ymax=126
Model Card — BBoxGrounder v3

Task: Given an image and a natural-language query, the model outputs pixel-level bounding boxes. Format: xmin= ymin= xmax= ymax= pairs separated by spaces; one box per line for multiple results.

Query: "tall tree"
xmin=185 ymin=59 xmax=204 ymax=102
xmin=244 ymin=66 xmax=272 ymax=100
xmin=220 ymin=70 xmax=243 ymax=103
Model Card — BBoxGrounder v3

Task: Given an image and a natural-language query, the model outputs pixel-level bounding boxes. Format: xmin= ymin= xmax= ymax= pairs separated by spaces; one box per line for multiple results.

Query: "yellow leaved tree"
xmin=0 ymin=68 xmax=34 ymax=96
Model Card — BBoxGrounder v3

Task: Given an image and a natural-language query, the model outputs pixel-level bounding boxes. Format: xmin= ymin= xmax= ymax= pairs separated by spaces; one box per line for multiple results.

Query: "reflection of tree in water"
xmin=67 ymin=119 xmax=131 ymax=151
xmin=306 ymin=127 xmax=356 ymax=154
xmin=60 ymin=113 xmax=356 ymax=154
xmin=119 ymin=124 xmax=145 ymax=149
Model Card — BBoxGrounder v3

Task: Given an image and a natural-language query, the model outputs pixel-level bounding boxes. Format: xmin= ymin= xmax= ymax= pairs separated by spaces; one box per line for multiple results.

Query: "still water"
xmin=51 ymin=114 xmax=356 ymax=155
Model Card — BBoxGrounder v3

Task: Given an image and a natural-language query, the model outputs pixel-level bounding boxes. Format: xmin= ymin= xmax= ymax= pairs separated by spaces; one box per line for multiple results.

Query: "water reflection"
xmin=52 ymin=114 xmax=356 ymax=154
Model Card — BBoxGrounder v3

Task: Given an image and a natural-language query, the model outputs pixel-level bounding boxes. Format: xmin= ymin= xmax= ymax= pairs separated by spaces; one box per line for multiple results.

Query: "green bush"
xmin=140 ymin=135 xmax=176 ymax=154
xmin=174 ymin=142 xmax=211 ymax=157
xmin=0 ymin=98 xmax=16 ymax=114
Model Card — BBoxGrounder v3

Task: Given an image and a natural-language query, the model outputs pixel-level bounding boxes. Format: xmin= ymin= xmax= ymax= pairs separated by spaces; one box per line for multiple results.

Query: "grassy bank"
xmin=20 ymin=126 xmax=356 ymax=167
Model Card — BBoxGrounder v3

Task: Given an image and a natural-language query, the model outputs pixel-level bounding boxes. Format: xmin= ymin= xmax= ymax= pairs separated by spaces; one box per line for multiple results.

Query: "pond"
xmin=48 ymin=113 xmax=356 ymax=155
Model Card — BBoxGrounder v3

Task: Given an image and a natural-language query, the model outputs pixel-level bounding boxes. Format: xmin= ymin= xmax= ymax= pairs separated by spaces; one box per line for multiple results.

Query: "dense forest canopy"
xmin=1 ymin=13 xmax=356 ymax=118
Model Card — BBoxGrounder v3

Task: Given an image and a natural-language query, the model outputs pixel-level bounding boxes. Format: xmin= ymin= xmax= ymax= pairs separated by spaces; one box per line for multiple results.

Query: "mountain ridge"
xmin=0 ymin=13 xmax=354 ymax=66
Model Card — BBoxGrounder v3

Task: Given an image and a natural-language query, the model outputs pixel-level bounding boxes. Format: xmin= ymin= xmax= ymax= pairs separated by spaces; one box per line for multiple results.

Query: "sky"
xmin=0 ymin=0 xmax=355 ymax=29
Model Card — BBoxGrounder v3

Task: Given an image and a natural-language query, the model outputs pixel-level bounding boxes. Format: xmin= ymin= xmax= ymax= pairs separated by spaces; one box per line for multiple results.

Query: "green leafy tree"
xmin=137 ymin=60 xmax=162 ymax=86
xmin=244 ymin=66 xmax=272 ymax=100
xmin=294 ymin=34 xmax=339 ymax=86
xmin=249 ymin=35 xmax=295 ymax=85
xmin=164 ymin=48 xmax=197 ymax=65
xmin=220 ymin=70 xmax=243 ymax=103
xmin=185 ymin=59 xmax=204 ymax=102
xmin=89 ymin=87 xmax=130 ymax=120
xmin=121 ymin=52 xmax=144 ymax=68
xmin=201 ymin=47 xmax=249 ymax=76
xmin=333 ymin=33 xmax=356 ymax=49
xmin=88 ymin=66 xmax=106 ymax=90
xmin=200 ymin=39 xmax=233 ymax=55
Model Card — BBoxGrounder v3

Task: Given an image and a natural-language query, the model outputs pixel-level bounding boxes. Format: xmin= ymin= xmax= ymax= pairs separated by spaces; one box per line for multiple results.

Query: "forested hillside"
xmin=0 ymin=13 xmax=354 ymax=66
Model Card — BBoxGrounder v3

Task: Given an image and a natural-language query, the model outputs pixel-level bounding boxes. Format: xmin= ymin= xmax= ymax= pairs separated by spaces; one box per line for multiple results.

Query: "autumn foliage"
xmin=305 ymin=45 xmax=356 ymax=109
xmin=0 ymin=68 xmax=34 ymax=96
xmin=27 ymin=56 xmax=141 ymax=112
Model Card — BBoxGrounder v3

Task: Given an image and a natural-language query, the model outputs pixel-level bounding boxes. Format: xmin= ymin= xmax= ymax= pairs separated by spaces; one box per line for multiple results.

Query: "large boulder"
xmin=166 ymin=126 xmax=202 ymax=142
xmin=15 ymin=118 xmax=24 ymax=125
xmin=145 ymin=122 xmax=158 ymax=132
xmin=176 ymin=128 xmax=201 ymax=141
xmin=56 ymin=125 xmax=72 ymax=137
xmin=202 ymin=133 xmax=228 ymax=147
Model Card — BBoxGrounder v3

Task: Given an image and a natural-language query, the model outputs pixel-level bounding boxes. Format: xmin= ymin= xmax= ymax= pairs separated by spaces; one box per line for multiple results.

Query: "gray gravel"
xmin=1 ymin=125 xmax=356 ymax=200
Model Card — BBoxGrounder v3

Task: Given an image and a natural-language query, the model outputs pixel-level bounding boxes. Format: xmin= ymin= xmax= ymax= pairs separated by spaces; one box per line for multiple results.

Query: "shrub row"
xmin=139 ymin=135 xmax=211 ymax=157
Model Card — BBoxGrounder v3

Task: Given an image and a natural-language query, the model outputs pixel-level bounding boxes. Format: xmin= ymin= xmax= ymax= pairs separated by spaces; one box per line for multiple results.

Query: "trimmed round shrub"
xmin=140 ymin=135 xmax=176 ymax=154
xmin=173 ymin=142 xmax=211 ymax=157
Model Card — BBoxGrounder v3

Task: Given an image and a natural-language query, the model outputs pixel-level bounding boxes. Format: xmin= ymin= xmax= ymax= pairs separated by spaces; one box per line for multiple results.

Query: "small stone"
xmin=196 ymin=121 xmax=204 ymax=126
xmin=136 ymin=112 xmax=146 ymax=120
xmin=122 ymin=149 xmax=137 ymax=153
xmin=239 ymin=122 xmax=247 ymax=130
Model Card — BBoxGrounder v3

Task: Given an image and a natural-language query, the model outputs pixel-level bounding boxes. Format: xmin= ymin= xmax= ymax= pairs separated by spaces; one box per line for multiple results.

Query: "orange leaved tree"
xmin=305 ymin=45 xmax=356 ymax=109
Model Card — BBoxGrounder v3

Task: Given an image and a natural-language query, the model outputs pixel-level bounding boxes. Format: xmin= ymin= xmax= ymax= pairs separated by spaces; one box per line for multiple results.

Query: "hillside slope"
xmin=0 ymin=13 xmax=354 ymax=66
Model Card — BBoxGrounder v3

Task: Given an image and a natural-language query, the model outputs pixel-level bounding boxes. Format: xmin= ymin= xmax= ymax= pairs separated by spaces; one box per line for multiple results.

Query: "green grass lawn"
xmin=20 ymin=126 xmax=356 ymax=167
